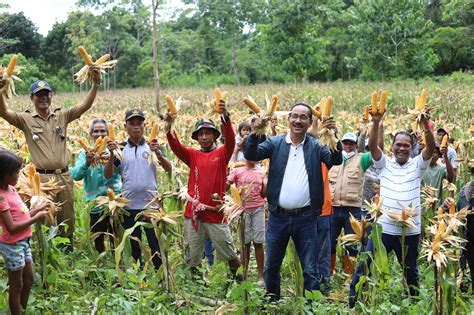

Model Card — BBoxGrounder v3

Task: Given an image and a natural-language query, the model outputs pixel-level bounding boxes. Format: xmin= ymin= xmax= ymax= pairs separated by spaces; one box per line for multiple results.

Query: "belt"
xmin=276 ymin=205 xmax=311 ymax=216
xmin=36 ymin=167 xmax=69 ymax=175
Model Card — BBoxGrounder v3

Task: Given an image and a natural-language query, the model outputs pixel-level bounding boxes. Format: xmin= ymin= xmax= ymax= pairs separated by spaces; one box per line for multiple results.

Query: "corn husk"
xmin=31 ymin=195 xmax=60 ymax=226
xmin=221 ymin=183 xmax=253 ymax=224
xmin=139 ymin=209 xmax=181 ymax=226
xmin=406 ymin=89 xmax=437 ymax=131
xmin=318 ymin=96 xmax=338 ymax=152
xmin=421 ymin=185 xmax=439 ymax=210
xmin=16 ymin=164 xmax=64 ymax=202
xmin=364 ymin=195 xmax=384 ymax=221
xmin=74 ymin=47 xmax=118 ymax=85
xmin=339 ymin=213 xmax=369 ymax=245
xmin=384 ymin=203 xmax=418 ymax=228
xmin=242 ymin=93 xmax=278 ymax=135
xmin=0 ymin=55 xmax=25 ymax=99
xmin=94 ymin=189 xmax=130 ymax=218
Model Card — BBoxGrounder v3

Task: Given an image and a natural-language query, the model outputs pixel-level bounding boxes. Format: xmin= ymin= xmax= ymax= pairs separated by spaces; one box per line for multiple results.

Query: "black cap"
xmin=125 ymin=109 xmax=145 ymax=121
xmin=191 ymin=119 xmax=221 ymax=140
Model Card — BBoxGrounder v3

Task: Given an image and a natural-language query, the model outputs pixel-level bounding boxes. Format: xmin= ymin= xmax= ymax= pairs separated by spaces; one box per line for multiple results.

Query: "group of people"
xmin=0 ymin=72 xmax=472 ymax=314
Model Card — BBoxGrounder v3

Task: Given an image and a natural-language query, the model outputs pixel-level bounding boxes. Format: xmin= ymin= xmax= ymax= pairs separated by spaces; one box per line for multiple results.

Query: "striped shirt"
xmin=374 ymin=154 xmax=431 ymax=236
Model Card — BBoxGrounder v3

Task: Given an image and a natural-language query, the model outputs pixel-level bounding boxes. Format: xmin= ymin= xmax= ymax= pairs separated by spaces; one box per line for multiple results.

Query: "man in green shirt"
xmin=421 ymin=143 xmax=455 ymax=203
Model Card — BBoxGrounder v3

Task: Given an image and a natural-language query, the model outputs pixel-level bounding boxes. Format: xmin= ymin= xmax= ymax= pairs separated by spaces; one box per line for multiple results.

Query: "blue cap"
xmin=30 ymin=80 xmax=52 ymax=95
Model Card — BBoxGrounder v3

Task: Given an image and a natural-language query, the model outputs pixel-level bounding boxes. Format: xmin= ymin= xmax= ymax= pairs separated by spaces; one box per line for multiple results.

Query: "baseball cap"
xmin=437 ymin=126 xmax=449 ymax=135
xmin=191 ymin=119 xmax=221 ymax=140
xmin=125 ymin=109 xmax=145 ymax=121
xmin=341 ymin=132 xmax=357 ymax=143
xmin=30 ymin=80 xmax=52 ymax=95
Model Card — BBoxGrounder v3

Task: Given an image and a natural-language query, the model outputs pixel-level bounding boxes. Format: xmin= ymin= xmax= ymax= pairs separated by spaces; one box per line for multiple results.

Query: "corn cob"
xmin=79 ymin=139 xmax=91 ymax=151
xmin=107 ymin=188 xmax=115 ymax=201
xmin=312 ymin=105 xmax=321 ymax=119
xmin=363 ymin=105 xmax=369 ymax=120
xmin=96 ymin=136 xmax=109 ymax=155
xmin=93 ymin=137 xmax=102 ymax=151
xmin=421 ymin=133 xmax=426 ymax=146
xmin=415 ymin=96 xmax=421 ymax=110
xmin=419 ymin=89 xmax=427 ymax=110
xmin=221 ymin=91 xmax=228 ymax=100
xmin=243 ymin=97 xmax=262 ymax=114
xmin=371 ymin=92 xmax=378 ymax=115
xmin=378 ymin=90 xmax=387 ymax=114
xmin=230 ymin=184 xmax=241 ymax=206
xmin=108 ymin=125 xmax=115 ymax=141
xmin=266 ymin=95 xmax=278 ymax=116
xmin=6 ymin=54 xmax=17 ymax=76
xmin=214 ymin=88 xmax=224 ymax=114
xmin=165 ymin=95 xmax=177 ymax=116
xmin=440 ymin=134 xmax=448 ymax=150
xmin=34 ymin=173 xmax=41 ymax=196
xmin=26 ymin=164 xmax=36 ymax=178
xmin=322 ymin=97 xmax=333 ymax=117
xmin=449 ymin=201 xmax=456 ymax=215
xmin=149 ymin=123 xmax=159 ymax=140
xmin=95 ymin=54 xmax=110 ymax=65
xmin=78 ymin=46 xmax=93 ymax=65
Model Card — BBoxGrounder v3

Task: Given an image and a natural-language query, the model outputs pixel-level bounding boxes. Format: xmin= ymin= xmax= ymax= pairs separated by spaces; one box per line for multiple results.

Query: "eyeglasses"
xmin=289 ymin=113 xmax=310 ymax=122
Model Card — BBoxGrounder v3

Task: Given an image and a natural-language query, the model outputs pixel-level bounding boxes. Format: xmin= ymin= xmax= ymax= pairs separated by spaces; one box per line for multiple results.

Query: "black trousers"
xmin=122 ymin=209 xmax=162 ymax=270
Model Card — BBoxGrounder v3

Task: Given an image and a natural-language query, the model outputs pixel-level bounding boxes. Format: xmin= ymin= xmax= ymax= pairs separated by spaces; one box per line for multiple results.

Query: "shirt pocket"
xmin=346 ymin=170 xmax=362 ymax=201
xmin=30 ymin=126 xmax=44 ymax=142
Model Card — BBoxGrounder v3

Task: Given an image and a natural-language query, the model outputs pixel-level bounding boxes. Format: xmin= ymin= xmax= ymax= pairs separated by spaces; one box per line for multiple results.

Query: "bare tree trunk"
xmin=152 ymin=0 xmax=161 ymax=113
xmin=231 ymin=30 xmax=240 ymax=86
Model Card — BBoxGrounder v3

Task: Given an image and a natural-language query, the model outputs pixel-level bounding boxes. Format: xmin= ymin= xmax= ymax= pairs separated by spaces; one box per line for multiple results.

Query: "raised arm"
xmin=368 ymin=112 xmax=384 ymax=161
xmin=244 ymin=133 xmax=272 ymax=161
xmin=222 ymin=114 xmax=236 ymax=163
xmin=440 ymin=146 xmax=455 ymax=183
xmin=104 ymin=141 xmax=119 ymax=179
xmin=420 ymin=116 xmax=435 ymax=161
xmin=149 ymin=140 xmax=172 ymax=175
xmin=166 ymin=131 xmax=191 ymax=166
xmin=66 ymin=66 xmax=101 ymax=122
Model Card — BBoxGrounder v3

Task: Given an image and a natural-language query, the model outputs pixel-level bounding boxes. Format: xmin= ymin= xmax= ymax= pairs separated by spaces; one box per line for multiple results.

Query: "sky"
xmin=2 ymin=0 xmax=188 ymax=36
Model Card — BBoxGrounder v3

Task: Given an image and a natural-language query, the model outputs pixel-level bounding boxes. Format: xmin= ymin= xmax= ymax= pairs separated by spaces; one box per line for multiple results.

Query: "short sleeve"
xmin=372 ymin=153 xmax=386 ymax=170
xmin=360 ymin=152 xmax=373 ymax=172
xmin=0 ymin=194 xmax=10 ymax=212
xmin=417 ymin=154 xmax=431 ymax=176
xmin=6 ymin=111 xmax=27 ymax=130
xmin=62 ymin=106 xmax=83 ymax=124
xmin=228 ymin=168 xmax=238 ymax=183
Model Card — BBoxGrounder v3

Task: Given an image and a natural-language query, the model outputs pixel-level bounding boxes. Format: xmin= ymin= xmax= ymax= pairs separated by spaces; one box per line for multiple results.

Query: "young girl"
xmin=232 ymin=121 xmax=252 ymax=162
xmin=227 ymin=158 xmax=267 ymax=284
xmin=0 ymin=150 xmax=48 ymax=315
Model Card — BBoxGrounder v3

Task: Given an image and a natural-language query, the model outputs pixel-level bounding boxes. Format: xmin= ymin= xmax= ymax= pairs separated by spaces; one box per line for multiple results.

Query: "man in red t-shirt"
xmin=165 ymin=100 xmax=241 ymax=276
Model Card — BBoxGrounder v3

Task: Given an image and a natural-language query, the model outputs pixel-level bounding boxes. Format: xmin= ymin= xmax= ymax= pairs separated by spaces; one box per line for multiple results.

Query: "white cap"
xmin=341 ymin=132 xmax=357 ymax=143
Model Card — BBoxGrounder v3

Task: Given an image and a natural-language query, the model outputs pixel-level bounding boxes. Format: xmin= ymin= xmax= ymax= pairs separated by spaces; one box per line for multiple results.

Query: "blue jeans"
xmin=204 ymin=236 xmax=214 ymax=266
xmin=349 ymin=233 xmax=420 ymax=301
xmin=265 ymin=210 xmax=319 ymax=301
xmin=331 ymin=207 xmax=361 ymax=256
xmin=316 ymin=215 xmax=331 ymax=294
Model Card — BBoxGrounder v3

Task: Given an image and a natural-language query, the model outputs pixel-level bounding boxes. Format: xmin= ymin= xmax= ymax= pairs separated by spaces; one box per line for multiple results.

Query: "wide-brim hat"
xmin=191 ymin=119 xmax=220 ymax=140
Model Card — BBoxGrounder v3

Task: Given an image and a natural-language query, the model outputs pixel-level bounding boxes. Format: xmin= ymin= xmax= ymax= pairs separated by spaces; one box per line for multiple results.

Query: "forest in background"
xmin=0 ymin=0 xmax=473 ymax=93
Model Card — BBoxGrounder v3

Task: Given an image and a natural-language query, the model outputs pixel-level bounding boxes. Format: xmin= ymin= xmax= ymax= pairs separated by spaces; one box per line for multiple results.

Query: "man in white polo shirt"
xmin=349 ymin=107 xmax=435 ymax=307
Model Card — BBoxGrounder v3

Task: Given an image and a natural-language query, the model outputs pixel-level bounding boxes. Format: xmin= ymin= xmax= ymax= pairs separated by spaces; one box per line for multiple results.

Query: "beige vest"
xmin=329 ymin=153 xmax=365 ymax=207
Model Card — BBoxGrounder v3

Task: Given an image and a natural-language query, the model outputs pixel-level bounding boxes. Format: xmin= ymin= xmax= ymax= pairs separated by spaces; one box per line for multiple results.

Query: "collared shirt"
xmin=374 ymin=154 xmax=430 ymax=236
xmin=8 ymin=106 xmax=83 ymax=170
xmin=116 ymin=138 xmax=158 ymax=210
xmin=71 ymin=150 xmax=122 ymax=214
xmin=278 ymin=134 xmax=310 ymax=209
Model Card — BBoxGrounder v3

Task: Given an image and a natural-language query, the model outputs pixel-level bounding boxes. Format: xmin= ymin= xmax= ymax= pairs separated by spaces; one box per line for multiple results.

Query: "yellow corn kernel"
xmin=323 ymin=97 xmax=333 ymax=117
xmin=34 ymin=173 xmax=41 ymax=196
xmin=214 ymin=88 xmax=223 ymax=113
xmin=312 ymin=106 xmax=321 ymax=119
xmin=107 ymin=189 xmax=115 ymax=201
xmin=419 ymin=89 xmax=427 ymax=110
xmin=78 ymin=46 xmax=93 ymax=65
xmin=243 ymin=97 xmax=262 ymax=114
xmin=165 ymin=95 xmax=177 ymax=116
xmin=6 ymin=54 xmax=17 ymax=76
xmin=449 ymin=201 xmax=456 ymax=215
xmin=96 ymin=136 xmax=109 ymax=155
xmin=108 ymin=125 xmax=115 ymax=141
xmin=440 ymin=134 xmax=448 ymax=149
xmin=79 ymin=139 xmax=91 ymax=151
xmin=363 ymin=105 xmax=369 ymax=120
xmin=266 ymin=95 xmax=278 ymax=116
xmin=95 ymin=54 xmax=110 ymax=65
xmin=230 ymin=184 xmax=241 ymax=206
xmin=378 ymin=90 xmax=387 ymax=114
xmin=93 ymin=137 xmax=102 ymax=151
xmin=371 ymin=92 xmax=378 ymax=115
xmin=149 ymin=123 xmax=159 ymax=140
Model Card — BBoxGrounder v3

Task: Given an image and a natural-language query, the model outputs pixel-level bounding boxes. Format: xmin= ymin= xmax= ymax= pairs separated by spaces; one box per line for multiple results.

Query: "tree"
xmin=349 ymin=0 xmax=438 ymax=79
xmin=0 ymin=12 xmax=42 ymax=58
xmin=430 ymin=27 xmax=474 ymax=74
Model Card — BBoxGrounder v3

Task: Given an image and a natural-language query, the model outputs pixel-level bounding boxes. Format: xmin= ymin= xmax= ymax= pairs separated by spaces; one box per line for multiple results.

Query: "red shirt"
xmin=167 ymin=118 xmax=235 ymax=223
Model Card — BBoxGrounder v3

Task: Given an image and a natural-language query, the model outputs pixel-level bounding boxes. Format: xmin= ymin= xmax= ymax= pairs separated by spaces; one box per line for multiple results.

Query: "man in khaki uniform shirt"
xmin=0 ymin=67 xmax=101 ymax=250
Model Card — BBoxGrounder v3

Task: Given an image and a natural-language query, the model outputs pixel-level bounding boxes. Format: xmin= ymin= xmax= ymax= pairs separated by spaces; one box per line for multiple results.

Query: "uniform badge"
xmin=142 ymin=151 xmax=150 ymax=159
